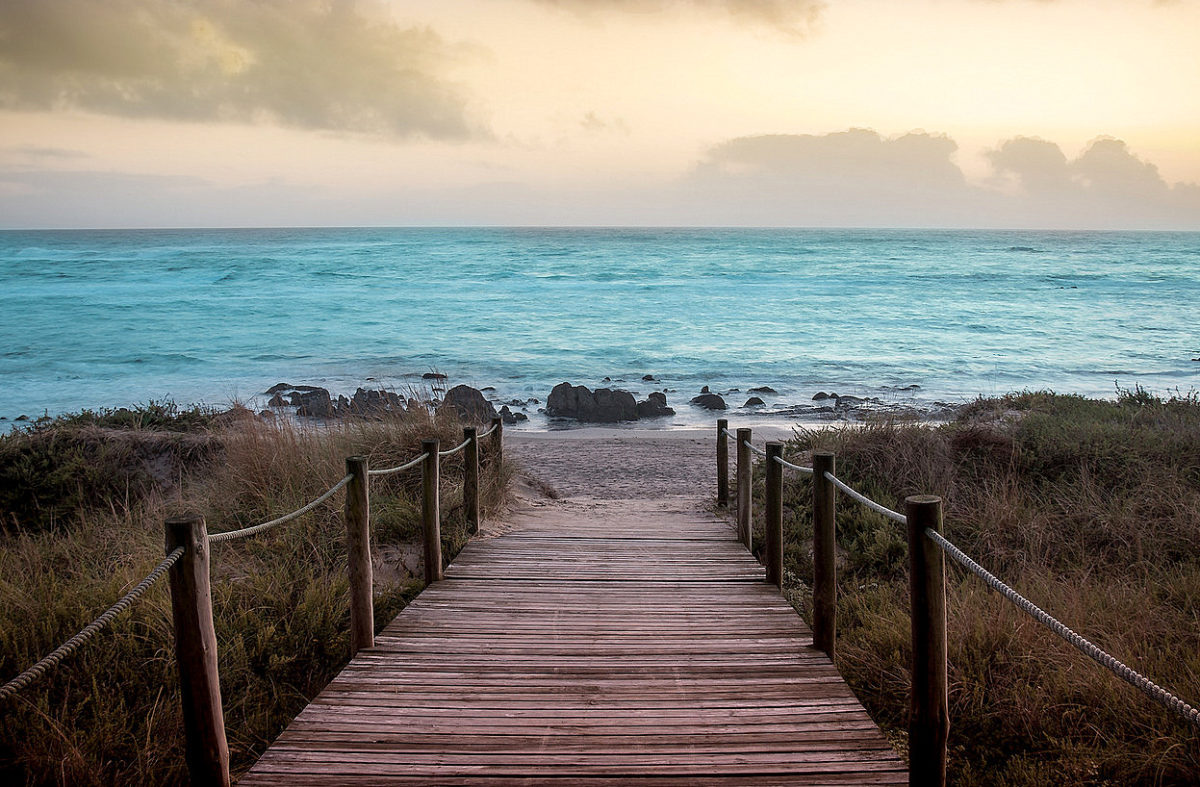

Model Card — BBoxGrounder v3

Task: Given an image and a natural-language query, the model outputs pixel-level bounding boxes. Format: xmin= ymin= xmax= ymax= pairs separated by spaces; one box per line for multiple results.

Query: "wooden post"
xmin=736 ymin=427 xmax=753 ymax=552
xmin=344 ymin=456 xmax=373 ymax=656
xmin=165 ymin=514 xmax=231 ymax=787
xmin=463 ymin=427 xmax=480 ymax=534
xmin=716 ymin=418 xmax=729 ymax=507
xmin=422 ymin=439 xmax=443 ymax=585
xmin=489 ymin=416 xmax=504 ymax=469
xmin=907 ymin=495 xmax=948 ymax=787
xmin=812 ymin=451 xmax=836 ymax=659
xmin=764 ymin=442 xmax=783 ymax=588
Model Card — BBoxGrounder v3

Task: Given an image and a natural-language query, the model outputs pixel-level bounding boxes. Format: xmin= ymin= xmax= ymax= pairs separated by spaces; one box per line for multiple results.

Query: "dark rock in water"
xmin=835 ymin=395 xmax=864 ymax=405
xmin=642 ymin=374 xmax=656 ymax=381
xmin=295 ymin=388 xmax=334 ymax=418
xmin=743 ymin=397 xmax=765 ymax=407
xmin=636 ymin=391 xmax=675 ymax=419
xmin=499 ymin=405 xmax=529 ymax=425
xmin=690 ymin=393 xmax=727 ymax=410
xmin=812 ymin=392 xmax=829 ymax=401
xmin=505 ymin=399 xmax=525 ymax=407
xmin=265 ymin=382 xmax=293 ymax=394
xmin=700 ymin=385 xmax=710 ymax=394
xmin=15 ymin=414 xmax=29 ymax=421
xmin=481 ymin=386 xmax=497 ymax=392
xmin=343 ymin=387 xmax=405 ymax=417
xmin=442 ymin=385 xmax=498 ymax=423
xmin=726 ymin=388 xmax=740 ymax=393
xmin=527 ymin=398 xmax=540 ymax=405
xmin=749 ymin=386 xmax=777 ymax=394
xmin=547 ymin=382 xmax=637 ymax=422
xmin=602 ymin=376 xmax=611 ymax=382
xmin=267 ymin=393 xmax=288 ymax=407
xmin=422 ymin=372 xmax=447 ymax=380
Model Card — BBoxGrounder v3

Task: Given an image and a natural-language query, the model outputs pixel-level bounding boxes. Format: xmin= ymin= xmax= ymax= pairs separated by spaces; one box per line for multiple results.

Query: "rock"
xmin=690 ymin=393 xmax=727 ymax=410
xmin=642 ymin=374 xmax=656 ymax=381
xmin=499 ymin=405 xmax=528 ymax=424
xmin=442 ymin=385 xmax=498 ymax=423
xmin=813 ymin=391 xmax=840 ymax=401
xmin=743 ymin=397 xmax=765 ymax=407
xmin=602 ymin=376 xmax=612 ymax=382
xmin=267 ymin=393 xmax=288 ymax=407
xmin=727 ymin=388 xmax=740 ymax=393
xmin=749 ymin=386 xmax=777 ymax=394
xmin=527 ymin=398 xmax=539 ymax=405
xmin=422 ymin=372 xmax=447 ymax=380
xmin=15 ymin=414 xmax=29 ymax=421
xmin=481 ymin=386 xmax=497 ymax=392
xmin=546 ymin=382 xmax=637 ymax=422
xmin=636 ymin=391 xmax=675 ymax=419
xmin=265 ymin=382 xmax=293 ymax=394
xmin=295 ymin=388 xmax=335 ymax=418
xmin=700 ymin=385 xmax=710 ymax=394
xmin=342 ymin=387 xmax=405 ymax=417
xmin=259 ymin=410 xmax=274 ymax=419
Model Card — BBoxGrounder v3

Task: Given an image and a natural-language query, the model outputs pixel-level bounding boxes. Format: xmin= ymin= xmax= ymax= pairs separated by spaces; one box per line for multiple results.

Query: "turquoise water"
xmin=1 ymin=227 xmax=1197 ymax=427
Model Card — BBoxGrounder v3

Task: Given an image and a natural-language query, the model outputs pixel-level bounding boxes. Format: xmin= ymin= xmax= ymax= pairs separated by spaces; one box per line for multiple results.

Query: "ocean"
xmin=1 ymin=227 xmax=1197 ymax=429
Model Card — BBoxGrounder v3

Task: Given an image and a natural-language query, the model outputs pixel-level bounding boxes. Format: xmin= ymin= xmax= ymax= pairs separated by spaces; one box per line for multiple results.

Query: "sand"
xmin=507 ymin=425 xmax=797 ymax=500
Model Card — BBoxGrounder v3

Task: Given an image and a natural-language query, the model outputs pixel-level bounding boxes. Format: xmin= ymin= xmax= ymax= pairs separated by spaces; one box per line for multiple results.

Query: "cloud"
xmin=0 ymin=0 xmax=482 ymax=138
xmin=673 ymin=129 xmax=1199 ymax=229
xmin=532 ymin=0 xmax=825 ymax=37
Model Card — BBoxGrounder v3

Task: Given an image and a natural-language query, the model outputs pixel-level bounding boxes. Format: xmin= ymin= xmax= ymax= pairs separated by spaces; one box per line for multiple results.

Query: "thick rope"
xmin=208 ymin=474 xmax=352 ymax=543
xmin=0 ymin=547 xmax=185 ymax=702
xmin=438 ymin=438 xmax=471 ymax=458
xmin=367 ymin=452 xmax=429 ymax=477
xmin=744 ymin=440 xmax=767 ymax=457
xmin=477 ymin=422 xmax=499 ymax=439
xmin=721 ymin=427 xmax=738 ymax=441
xmin=926 ymin=528 xmax=1200 ymax=731
xmin=774 ymin=455 xmax=814 ymax=475
xmin=823 ymin=471 xmax=908 ymax=524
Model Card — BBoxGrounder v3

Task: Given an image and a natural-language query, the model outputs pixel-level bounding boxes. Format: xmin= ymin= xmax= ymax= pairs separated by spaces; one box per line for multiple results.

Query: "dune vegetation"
xmin=0 ymin=402 xmax=510 ymax=785
xmin=758 ymin=389 xmax=1200 ymax=785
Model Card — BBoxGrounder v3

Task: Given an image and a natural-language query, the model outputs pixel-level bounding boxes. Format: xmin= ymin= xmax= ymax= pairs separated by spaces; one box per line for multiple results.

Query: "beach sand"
xmin=507 ymin=425 xmax=797 ymax=500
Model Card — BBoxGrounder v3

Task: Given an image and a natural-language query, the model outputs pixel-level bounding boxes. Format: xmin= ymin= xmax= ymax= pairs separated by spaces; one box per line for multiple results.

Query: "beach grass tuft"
xmin=762 ymin=389 xmax=1200 ymax=785
xmin=0 ymin=403 xmax=511 ymax=785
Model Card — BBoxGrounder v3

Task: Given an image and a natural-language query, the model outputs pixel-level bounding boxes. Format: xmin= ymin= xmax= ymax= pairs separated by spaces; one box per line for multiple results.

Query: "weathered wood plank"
xmin=240 ymin=497 xmax=904 ymax=785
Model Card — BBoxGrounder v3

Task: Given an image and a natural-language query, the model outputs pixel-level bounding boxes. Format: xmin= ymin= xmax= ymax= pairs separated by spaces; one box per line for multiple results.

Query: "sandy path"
xmin=507 ymin=430 xmax=715 ymax=500
xmin=506 ymin=425 xmax=796 ymax=501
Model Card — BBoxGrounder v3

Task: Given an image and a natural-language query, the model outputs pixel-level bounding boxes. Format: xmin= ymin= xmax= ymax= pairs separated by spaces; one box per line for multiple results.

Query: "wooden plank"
xmin=241 ymin=497 xmax=905 ymax=785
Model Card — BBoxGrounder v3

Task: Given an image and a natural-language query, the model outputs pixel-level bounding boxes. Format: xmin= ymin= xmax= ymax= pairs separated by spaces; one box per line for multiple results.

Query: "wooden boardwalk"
xmin=241 ymin=496 xmax=906 ymax=785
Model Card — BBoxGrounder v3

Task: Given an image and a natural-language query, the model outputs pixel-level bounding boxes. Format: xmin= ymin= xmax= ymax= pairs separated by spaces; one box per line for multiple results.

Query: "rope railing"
xmin=367 ymin=451 xmax=428 ymax=477
xmin=718 ymin=418 xmax=1199 ymax=784
xmin=822 ymin=471 xmax=907 ymax=524
xmin=439 ymin=437 xmax=471 ymax=457
xmin=0 ymin=547 xmax=186 ymax=702
xmin=208 ymin=474 xmax=353 ymax=544
xmin=926 ymin=527 xmax=1200 ymax=731
xmin=773 ymin=455 xmax=814 ymax=475
xmin=2 ymin=415 xmax=506 ymax=784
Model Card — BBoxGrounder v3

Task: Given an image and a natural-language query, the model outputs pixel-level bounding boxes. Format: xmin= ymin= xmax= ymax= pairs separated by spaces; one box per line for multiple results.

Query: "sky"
xmin=0 ymin=0 xmax=1197 ymax=230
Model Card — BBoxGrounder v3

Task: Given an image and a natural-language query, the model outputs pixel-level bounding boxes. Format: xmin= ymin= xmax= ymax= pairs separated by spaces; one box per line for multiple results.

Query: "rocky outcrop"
xmin=343 ymin=387 xmax=405 ymax=416
xmin=636 ymin=391 xmax=675 ymax=419
xmin=690 ymin=392 xmax=727 ymax=410
xmin=499 ymin=405 xmax=528 ymax=424
xmin=547 ymin=383 xmax=637 ymax=423
xmin=442 ymin=385 xmax=498 ymax=424
xmin=743 ymin=397 xmax=764 ymax=407
xmin=294 ymin=388 xmax=335 ymax=418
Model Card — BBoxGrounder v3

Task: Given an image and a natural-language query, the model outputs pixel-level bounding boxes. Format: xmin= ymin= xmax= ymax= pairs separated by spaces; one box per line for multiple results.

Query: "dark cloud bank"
xmin=0 ymin=0 xmax=480 ymax=138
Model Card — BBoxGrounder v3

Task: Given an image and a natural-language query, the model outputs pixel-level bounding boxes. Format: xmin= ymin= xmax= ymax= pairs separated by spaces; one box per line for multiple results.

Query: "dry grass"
xmin=759 ymin=389 xmax=1200 ymax=785
xmin=0 ymin=403 xmax=511 ymax=785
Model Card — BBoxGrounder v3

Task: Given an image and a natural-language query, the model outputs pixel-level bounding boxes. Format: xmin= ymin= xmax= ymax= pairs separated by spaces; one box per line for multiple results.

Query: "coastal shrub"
xmin=0 ymin=405 xmax=511 ymax=785
xmin=764 ymin=390 xmax=1200 ymax=785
